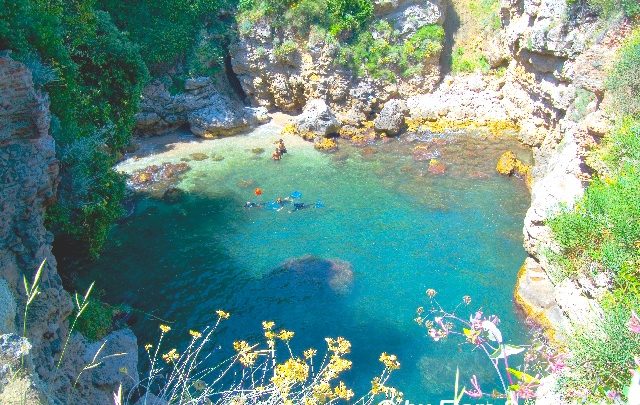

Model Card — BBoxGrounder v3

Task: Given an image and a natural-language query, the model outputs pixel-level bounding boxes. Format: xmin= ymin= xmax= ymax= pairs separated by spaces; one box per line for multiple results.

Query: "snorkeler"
xmin=244 ymin=201 xmax=261 ymax=208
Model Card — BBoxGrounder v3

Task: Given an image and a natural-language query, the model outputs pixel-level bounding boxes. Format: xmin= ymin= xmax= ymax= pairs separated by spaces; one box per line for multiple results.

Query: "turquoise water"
xmin=64 ymin=122 xmax=531 ymax=403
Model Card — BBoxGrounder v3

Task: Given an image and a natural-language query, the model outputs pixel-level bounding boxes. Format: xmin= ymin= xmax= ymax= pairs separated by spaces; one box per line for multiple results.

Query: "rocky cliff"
xmin=0 ymin=54 xmax=138 ymax=404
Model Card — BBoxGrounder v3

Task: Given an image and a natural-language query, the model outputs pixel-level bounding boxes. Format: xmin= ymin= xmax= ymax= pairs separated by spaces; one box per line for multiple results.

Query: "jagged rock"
xmin=188 ymin=94 xmax=269 ymax=138
xmin=135 ymin=79 xmax=269 ymax=136
xmin=83 ymin=329 xmax=139 ymax=392
xmin=0 ymin=281 xmax=16 ymax=334
xmin=295 ymin=99 xmax=341 ymax=137
xmin=374 ymin=99 xmax=408 ymax=135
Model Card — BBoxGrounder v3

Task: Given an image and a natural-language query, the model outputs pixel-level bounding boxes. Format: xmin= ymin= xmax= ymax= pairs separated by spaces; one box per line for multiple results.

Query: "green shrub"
xmin=98 ymin=0 xmax=234 ymax=73
xmin=339 ymin=23 xmax=444 ymax=80
xmin=273 ymin=39 xmax=298 ymax=59
xmin=469 ymin=0 xmax=502 ymax=31
xmin=451 ymin=47 xmax=490 ymax=74
xmin=607 ymin=29 xmax=640 ymax=118
xmin=74 ymin=299 xmax=115 ymax=341
xmin=559 ymin=306 xmax=640 ymax=402
xmin=237 ymin=0 xmax=373 ymax=38
xmin=568 ymin=0 xmax=640 ymax=18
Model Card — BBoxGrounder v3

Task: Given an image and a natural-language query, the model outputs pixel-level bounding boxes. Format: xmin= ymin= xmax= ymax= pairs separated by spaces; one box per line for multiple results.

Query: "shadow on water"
xmin=439 ymin=0 xmax=461 ymax=77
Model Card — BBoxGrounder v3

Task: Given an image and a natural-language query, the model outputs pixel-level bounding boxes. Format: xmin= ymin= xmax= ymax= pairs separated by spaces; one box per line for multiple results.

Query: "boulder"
xmin=295 ymin=99 xmax=341 ymax=137
xmin=374 ymin=99 xmax=408 ymax=135
xmin=83 ymin=329 xmax=139 ymax=392
xmin=188 ymin=94 xmax=269 ymax=138
xmin=273 ymin=256 xmax=354 ymax=294
xmin=162 ymin=187 xmax=186 ymax=204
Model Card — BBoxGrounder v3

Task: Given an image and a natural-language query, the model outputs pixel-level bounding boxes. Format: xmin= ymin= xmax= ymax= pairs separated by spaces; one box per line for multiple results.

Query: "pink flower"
xmin=628 ymin=311 xmax=640 ymax=334
xmin=465 ymin=375 xmax=483 ymax=399
xmin=606 ymin=390 xmax=621 ymax=401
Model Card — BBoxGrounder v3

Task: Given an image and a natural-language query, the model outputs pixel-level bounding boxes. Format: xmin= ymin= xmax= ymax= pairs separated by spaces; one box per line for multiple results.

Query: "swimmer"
xmin=244 ymin=201 xmax=260 ymax=208
xmin=276 ymin=138 xmax=287 ymax=154
xmin=272 ymin=148 xmax=282 ymax=161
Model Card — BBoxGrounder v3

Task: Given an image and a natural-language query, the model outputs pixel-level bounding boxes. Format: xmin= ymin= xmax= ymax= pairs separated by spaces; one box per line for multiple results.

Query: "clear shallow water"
xmin=63 ymin=122 xmax=531 ymax=403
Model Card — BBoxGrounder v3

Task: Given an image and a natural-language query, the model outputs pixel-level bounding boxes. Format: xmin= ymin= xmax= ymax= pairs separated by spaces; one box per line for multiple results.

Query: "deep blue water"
xmin=67 ymin=123 xmax=531 ymax=404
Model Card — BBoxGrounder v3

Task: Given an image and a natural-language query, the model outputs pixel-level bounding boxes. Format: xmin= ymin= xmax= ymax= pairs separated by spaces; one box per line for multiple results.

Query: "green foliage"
xmin=571 ymin=88 xmax=597 ymax=121
xmin=273 ymin=39 xmax=298 ymax=60
xmin=451 ymin=47 xmax=490 ymax=74
xmin=469 ymin=0 xmax=502 ymax=31
xmin=568 ymin=0 xmax=640 ymax=18
xmin=74 ymin=298 xmax=128 ymax=341
xmin=98 ymin=0 xmax=234 ymax=73
xmin=1 ymin=0 xmax=148 ymax=258
xmin=606 ymin=29 xmax=640 ymax=118
xmin=559 ymin=306 xmax=640 ymax=402
xmin=339 ymin=22 xmax=445 ymax=80
xmin=237 ymin=0 xmax=373 ymax=38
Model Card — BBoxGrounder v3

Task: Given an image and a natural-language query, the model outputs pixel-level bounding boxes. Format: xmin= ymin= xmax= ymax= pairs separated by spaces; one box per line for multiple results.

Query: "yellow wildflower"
xmin=334 ymin=381 xmax=354 ymax=400
xmin=262 ymin=321 xmax=275 ymax=330
xmin=233 ymin=340 xmax=258 ymax=367
xmin=144 ymin=343 xmax=152 ymax=351
xmin=325 ymin=337 xmax=351 ymax=355
xmin=462 ymin=295 xmax=472 ymax=305
xmin=304 ymin=348 xmax=317 ymax=359
xmin=159 ymin=324 xmax=171 ymax=333
xmin=379 ymin=352 xmax=401 ymax=370
xmin=189 ymin=329 xmax=202 ymax=339
xmin=313 ymin=381 xmax=335 ymax=402
xmin=278 ymin=329 xmax=295 ymax=341
xmin=216 ymin=310 xmax=230 ymax=319
xmin=162 ymin=348 xmax=179 ymax=363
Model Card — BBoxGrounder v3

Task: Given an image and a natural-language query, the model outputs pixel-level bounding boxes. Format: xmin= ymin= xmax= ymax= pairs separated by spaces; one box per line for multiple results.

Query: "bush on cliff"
xmin=338 ymin=22 xmax=445 ymax=80
xmin=97 ymin=0 xmax=235 ymax=75
xmin=1 ymin=0 xmax=149 ymax=257
xmin=238 ymin=0 xmax=373 ymax=38
xmin=548 ymin=29 xmax=640 ymax=402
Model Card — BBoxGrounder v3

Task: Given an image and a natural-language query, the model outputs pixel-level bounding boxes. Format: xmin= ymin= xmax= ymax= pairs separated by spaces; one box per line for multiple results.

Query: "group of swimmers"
xmin=272 ymin=139 xmax=287 ymax=160
xmin=244 ymin=191 xmax=324 ymax=213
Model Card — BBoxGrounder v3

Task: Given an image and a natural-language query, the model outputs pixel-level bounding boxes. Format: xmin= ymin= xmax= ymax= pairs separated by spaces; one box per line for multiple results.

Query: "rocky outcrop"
xmin=0 ymin=54 xmax=139 ymax=404
xmin=374 ymin=99 xmax=408 ymax=135
xmin=229 ymin=0 xmax=445 ymax=116
xmin=295 ymin=99 xmax=341 ymax=138
xmin=135 ymin=77 xmax=269 ymax=137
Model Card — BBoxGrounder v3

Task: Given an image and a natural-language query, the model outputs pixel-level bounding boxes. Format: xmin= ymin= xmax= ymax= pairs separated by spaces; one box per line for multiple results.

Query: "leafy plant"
xmin=607 ymin=29 xmax=640 ymax=118
xmin=451 ymin=47 xmax=490 ymax=74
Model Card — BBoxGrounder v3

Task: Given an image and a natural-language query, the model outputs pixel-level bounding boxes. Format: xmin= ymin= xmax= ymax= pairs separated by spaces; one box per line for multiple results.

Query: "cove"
xmin=62 ymin=120 xmax=531 ymax=403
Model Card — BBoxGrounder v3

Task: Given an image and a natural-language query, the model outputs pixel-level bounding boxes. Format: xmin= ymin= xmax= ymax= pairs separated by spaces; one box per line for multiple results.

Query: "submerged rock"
xmin=273 ymin=255 xmax=354 ymax=294
xmin=427 ymin=159 xmax=446 ymax=175
xmin=162 ymin=187 xmax=186 ymax=204
xmin=190 ymin=152 xmax=209 ymax=161
xmin=128 ymin=162 xmax=191 ymax=191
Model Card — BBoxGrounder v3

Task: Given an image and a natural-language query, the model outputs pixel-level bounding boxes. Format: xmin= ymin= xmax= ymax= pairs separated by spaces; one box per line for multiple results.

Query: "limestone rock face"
xmin=295 ymin=99 xmax=341 ymax=137
xmin=135 ymin=78 xmax=269 ymax=137
xmin=374 ymin=99 xmax=408 ymax=135
xmin=229 ymin=0 xmax=445 ymax=116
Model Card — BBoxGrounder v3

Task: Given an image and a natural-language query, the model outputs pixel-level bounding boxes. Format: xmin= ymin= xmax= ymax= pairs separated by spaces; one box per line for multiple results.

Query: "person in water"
xmin=244 ymin=201 xmax=261 ymax=208
xmin=276 ymin=139 xmax=287 ymax=154
xmin=272 ymin=148 xmax=282 ymax=161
